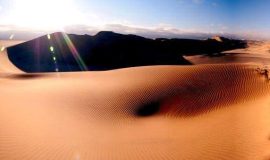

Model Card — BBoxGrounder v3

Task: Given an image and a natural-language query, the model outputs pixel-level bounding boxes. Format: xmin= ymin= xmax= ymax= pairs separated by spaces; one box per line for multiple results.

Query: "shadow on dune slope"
xmin=129 ymin=65 xmax=269 ymax=117
xmin=7 ymin=32 xmax=246 ymax=72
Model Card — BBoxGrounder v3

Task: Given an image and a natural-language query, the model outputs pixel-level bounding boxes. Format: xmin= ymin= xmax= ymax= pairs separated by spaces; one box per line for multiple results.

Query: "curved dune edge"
xmin=1 ymin=64 xmax=270 ymax=160
xmin=0 ymin=40 xmax=24 ymax=73
xmin=0 ymin=50 xmax=23 ymax=73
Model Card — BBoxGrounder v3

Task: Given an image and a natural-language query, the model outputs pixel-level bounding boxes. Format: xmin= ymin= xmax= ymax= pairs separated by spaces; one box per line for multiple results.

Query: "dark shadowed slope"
xmin=7 ymin=32 xmax=246 ymax=72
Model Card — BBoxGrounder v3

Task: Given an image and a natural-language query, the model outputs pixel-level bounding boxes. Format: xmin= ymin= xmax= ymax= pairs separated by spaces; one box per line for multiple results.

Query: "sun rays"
xmin=62 ymin=33 xmax=88 ymax=71
xmin=45 ymin=33 xmax=88 ymax=72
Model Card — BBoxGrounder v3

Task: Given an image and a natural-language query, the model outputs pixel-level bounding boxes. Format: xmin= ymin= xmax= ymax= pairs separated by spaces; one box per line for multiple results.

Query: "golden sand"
xmin=1 ymin=41 xmax=270 ymax=159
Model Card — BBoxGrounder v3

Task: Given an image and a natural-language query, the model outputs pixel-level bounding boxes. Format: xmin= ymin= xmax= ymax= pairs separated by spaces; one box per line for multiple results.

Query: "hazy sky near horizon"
xmin=0 ymin=0 xmax=270 ymax=39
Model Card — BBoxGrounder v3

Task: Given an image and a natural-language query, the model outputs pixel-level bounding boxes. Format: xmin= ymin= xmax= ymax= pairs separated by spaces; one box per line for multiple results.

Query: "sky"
xmin=0 ymin=0 xmax=270 ymax=40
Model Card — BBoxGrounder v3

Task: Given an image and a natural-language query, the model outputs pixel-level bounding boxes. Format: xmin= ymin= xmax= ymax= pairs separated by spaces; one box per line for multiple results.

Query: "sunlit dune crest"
xmin=211 ymin=36 xmax=224 ymax=42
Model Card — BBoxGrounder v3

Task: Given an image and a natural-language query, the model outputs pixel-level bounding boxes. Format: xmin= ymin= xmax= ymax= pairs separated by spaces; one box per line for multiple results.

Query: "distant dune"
xmin=186 ymin=40 xmax=270 ymax=65
xmin=1 ymin=39 xmax=270 ymax=160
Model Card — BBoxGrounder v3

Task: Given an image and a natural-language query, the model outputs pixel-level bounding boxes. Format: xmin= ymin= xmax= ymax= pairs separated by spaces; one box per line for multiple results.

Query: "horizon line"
xmin=0 ymin=24 xmax=268 ymax=41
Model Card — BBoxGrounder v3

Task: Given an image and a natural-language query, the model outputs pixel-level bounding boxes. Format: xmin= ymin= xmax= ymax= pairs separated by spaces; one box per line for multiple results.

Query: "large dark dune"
xmin=7 ymin=31 xmax=246 ymax=72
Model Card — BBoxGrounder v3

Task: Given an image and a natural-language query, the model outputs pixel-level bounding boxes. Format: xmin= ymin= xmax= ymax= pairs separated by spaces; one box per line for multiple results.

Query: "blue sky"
xmin=74 ymin=0 xmax=233 ymax=31
xmin=0 ymin=0 xmax=270 ymax=39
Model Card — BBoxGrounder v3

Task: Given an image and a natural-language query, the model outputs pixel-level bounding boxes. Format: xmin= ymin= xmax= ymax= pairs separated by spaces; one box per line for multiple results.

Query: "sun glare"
xmin=8 ymin=0 xmax=86 ymax=30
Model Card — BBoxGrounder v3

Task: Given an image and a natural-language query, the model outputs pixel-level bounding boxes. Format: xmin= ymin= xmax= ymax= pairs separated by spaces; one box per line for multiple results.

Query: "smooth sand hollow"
xmin=1 ymin=41 xmax=270 ymax=159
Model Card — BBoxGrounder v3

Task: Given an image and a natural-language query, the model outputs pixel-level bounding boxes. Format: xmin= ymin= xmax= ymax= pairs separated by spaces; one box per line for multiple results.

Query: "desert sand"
xmin=1 ymin=41 xmax=270 ymax=160
xmin=185 ymin=41 xmax=270 ymax=65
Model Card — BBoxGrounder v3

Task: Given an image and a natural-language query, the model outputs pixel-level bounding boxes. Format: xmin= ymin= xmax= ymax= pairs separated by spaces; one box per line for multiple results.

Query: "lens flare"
xmin=9 ymin=34 xmax=14 ymax=40
xmin=62 ymin=33 xmax=88 ymax=71
xmin=50 ymin=46 xmax=54 ymax=52
xmin=0 ymin=46 xmax=5 ymax=52
xmin=48 ymin=36 xmax=59 ymax=72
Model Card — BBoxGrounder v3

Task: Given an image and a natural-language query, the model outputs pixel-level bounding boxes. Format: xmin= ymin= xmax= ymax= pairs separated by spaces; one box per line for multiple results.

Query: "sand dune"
xmin=1 ymin=40 xmax=270 ymax=159
xmin=185 ymin=41 xmax=270 ymax=65
xmin=226 ymin=41 xmax=270 ymax=55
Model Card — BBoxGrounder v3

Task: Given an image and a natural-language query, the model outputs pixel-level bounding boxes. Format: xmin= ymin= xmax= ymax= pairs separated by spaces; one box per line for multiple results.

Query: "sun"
xmin=8 ymin=0 xmax=86 ymax=30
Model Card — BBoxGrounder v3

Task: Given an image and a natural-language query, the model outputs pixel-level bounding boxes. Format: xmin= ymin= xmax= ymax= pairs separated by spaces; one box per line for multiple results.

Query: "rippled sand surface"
xmin=1 ymin=41 xmax=270 ymax=159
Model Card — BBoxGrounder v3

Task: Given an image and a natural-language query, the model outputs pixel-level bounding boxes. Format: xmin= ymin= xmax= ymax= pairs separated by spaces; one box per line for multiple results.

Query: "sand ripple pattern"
xmin=1 ymin=64 xmax=270 ymax=159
